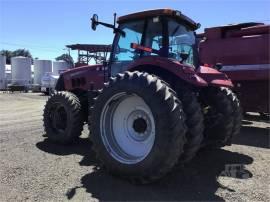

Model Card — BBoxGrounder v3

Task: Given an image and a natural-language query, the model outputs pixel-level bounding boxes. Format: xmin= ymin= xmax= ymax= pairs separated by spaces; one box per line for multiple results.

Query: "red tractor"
xmin=43 ymin=9 xmax=242 ymax=183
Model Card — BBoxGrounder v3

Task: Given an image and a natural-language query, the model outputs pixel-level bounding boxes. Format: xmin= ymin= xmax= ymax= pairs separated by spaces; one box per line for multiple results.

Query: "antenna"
xmin=113 ymin=13 xmax=117 ymax=28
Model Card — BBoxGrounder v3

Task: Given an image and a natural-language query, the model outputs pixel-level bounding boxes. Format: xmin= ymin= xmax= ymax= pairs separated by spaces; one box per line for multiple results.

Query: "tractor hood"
xmin=60 ymin=64 xmax=105 ymax=91
xmin=61 ymin=64 xmax=103 ymax=76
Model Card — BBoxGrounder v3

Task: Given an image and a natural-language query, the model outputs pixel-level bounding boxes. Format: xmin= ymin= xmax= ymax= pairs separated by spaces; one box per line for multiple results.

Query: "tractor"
xmin=43 ymin=9 xmax=242 ymax=184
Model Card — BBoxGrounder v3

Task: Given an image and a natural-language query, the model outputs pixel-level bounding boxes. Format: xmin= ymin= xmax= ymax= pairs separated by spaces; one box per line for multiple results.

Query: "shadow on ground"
xmin=36 ymin=135 xmax=254 ymax=201
xmin=36 ymin=138 xmax=98 ymax=166
xmin=74 ymin=149 xmax=252 ymax=201
xmin=233 ymin=126 xmax=270 ymax=149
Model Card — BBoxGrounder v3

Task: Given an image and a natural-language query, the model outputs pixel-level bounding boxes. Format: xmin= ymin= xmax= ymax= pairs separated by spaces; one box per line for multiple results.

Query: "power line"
xmin=0 ymin=41 xmax=60 ymax=49
xmin=0 ymin=41 xmax=63 ymax=53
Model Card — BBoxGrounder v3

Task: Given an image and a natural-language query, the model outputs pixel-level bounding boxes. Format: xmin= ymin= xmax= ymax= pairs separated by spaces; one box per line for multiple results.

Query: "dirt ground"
xmin=0 ymin=92 xmax=269 ymax=202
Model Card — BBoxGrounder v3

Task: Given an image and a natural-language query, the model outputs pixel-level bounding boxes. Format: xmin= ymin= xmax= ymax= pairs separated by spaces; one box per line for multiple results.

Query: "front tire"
xmin=200 ymin=87 xmax=242 ymax=148
xmin=43 ymin=91 xmax=84 ymax=144
xmin=90 ymin=71 xmax=186 ymax=183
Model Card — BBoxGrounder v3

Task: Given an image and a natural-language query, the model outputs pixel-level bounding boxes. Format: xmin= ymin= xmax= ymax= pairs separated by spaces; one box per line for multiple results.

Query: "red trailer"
xmin=198 ymin=22 xmax=270 ymax=115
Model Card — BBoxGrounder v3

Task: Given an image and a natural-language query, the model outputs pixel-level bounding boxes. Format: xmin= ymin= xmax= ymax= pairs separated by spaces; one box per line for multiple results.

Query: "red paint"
xmin=127 ymin=57 xmax=233 ymax=87
xmin=62 ymin=64 xmax=105 ymax=91
xmin=117 ymin=9 xmax=198 ymax=30
xmin=127 ymin=56 xmax=208 ymax=87
xmin=197 ymin=66 xmax=233 ymax=87
xmin=223 ymin=69 xmax=269 ymax=81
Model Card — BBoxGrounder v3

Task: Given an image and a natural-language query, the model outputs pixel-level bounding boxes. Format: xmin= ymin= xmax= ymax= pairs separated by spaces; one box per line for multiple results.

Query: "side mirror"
xmin=91 ymin=14 xmax=99 ymax=31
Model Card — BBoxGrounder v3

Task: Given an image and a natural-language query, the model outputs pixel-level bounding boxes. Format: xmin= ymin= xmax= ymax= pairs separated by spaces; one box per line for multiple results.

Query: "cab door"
xmin=109 ymin=20 xmax=145 ymax=76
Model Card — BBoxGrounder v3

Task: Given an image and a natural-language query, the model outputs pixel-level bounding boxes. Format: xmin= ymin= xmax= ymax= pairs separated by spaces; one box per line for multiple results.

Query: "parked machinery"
xmin=66 ymin=44 xmax=111 ymax=67
xmin=43 ymin=9 xmax=242 ymax=183
xmin=198 ymin=22 xmax=269 ymax=115
xmin=41 ymin=72 xmax=59 ymax=95
xmin=40 ymin=61 xmax=69 ymax=95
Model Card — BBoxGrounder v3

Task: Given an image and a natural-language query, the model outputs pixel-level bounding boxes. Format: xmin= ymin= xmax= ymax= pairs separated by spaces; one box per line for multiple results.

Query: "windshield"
xmin=114 ymin=21 xmax=144 ymax=61
xmin=168 ymin=19 xmax=196 ymax=66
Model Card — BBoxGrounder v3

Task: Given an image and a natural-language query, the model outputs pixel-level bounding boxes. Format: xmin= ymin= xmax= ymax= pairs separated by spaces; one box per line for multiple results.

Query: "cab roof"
xmin=205 ymin=22 xmax=264 ymax=30
xmin=117 ymin=9 xmax=199 ymax=30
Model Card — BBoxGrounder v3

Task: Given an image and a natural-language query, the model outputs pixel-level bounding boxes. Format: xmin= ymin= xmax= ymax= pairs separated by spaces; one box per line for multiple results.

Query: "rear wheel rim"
xmin=100 ymin=93 xmax=155 ymax=164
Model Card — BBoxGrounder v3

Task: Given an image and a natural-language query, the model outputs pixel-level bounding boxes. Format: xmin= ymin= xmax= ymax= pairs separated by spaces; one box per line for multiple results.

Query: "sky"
xmin=0 ymin=0 xmax=269 ymax=61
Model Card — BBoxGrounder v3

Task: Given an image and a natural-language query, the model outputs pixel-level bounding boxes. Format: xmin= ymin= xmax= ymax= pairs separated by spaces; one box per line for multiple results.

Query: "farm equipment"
xmin=41 ymin=72 xmax=59 ymax=95
xmin=198 ymin=22 xmax=269 ymax=116
xmin=66 ymin=44 xmax=111 ymax=67
xmin=43 ymin=9 xmax=242 ymax=183
xmin=7 ymin=83 xmax=28 ymax=93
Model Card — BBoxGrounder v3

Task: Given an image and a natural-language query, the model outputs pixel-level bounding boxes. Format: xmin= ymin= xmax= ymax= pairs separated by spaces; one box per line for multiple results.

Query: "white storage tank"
xmin=53 ymin=60 xmax=69 ymax=75
xmin=0 ymin=55 xmax=6 ymax=89
xmin=34 ymin=59 xmax=52 ymax=85
xmin=5 ymin=72 xmax=11 ymax=82
xmin=11 ymin=56 xmax=32 ymax=86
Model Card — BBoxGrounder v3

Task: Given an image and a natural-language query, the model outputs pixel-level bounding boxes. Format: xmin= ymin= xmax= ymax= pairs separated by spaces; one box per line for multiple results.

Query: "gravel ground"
xmin=0 ymin=92 xmax=269 ymax=202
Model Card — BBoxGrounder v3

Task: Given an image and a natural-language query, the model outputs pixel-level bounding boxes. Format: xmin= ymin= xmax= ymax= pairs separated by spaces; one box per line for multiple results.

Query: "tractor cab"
xmin=91 ymin=9 xmax=200 ymax=76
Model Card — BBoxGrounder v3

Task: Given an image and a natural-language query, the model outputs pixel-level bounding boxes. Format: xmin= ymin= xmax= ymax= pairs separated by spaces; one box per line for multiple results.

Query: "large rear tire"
xmin=200 ymin=87 xmax=242 ymax=148
xmin=89 ymin=71 xmax=186 ymax=184
xmin=43 ymin=91 xmax=84 ymax=144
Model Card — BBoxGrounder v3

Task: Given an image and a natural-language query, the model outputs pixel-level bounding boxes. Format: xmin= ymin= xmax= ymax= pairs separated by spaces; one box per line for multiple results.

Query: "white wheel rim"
xmin=100 ymin=92 xmax=155 ymax=164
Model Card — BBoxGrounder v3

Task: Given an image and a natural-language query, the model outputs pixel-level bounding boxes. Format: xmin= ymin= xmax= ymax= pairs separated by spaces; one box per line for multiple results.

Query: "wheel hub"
xmin=126 ymin=110 xmax=152 ymax=142
xmin=100 ymin=93 xmax=155 ymax=164
xmin=133 ymin=118 xmax=147 ymax=134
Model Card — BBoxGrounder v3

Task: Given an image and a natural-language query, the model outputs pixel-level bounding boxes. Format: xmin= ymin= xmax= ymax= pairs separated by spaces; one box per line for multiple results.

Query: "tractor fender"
xmin=126 ymin=56 xmax=208 ymax=87
xmin=196 ymin=66 xmax=233 ymax=88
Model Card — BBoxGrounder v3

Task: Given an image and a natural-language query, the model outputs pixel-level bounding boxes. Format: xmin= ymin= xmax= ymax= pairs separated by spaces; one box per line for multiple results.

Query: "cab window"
xmin=168 ymin=19 xmax=195 ymax=66
xmin=113 ymin=20 xmax=144 ymax=61
xmin=111 ymin=20 xmax=144 ymax=76
xmin=143 ymin=17 xmax=163 ymax=56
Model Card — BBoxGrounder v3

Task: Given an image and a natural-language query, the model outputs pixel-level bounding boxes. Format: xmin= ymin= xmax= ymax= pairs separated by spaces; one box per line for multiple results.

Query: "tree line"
xmin=0 ymin=49 xmax=32 ymax=64
xmin=0 ymin=49 xmax=74 ymax=66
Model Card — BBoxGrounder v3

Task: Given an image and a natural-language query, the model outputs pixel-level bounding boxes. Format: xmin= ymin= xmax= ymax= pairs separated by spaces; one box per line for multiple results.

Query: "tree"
xmin=0 ymin=50 xmax=12 ymax=64
xmin=0 ymin=49 xmax=33 ymax=64
xmin=55 ymin=54 xmax=74 ymax=67
xmin=12 ymin=49 xmax=32 ymax=58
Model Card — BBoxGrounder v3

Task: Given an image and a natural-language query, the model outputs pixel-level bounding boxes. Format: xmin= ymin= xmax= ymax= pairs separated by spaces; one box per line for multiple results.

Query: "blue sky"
xmin=0 ymin=0 xmax=269 ymax=61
